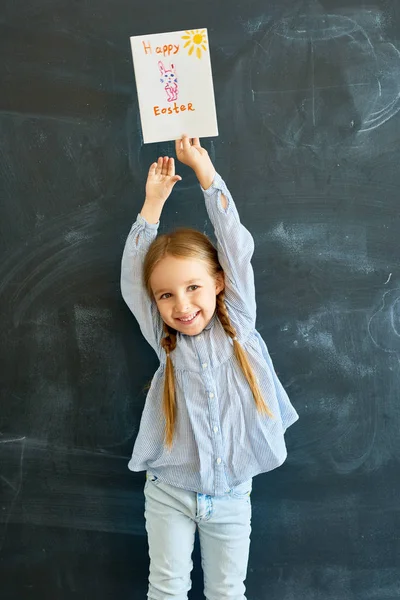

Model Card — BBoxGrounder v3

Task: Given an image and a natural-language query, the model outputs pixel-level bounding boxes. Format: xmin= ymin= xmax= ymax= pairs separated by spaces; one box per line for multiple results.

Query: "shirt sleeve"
xmin=120 ymin=213 xmax=164 ymax=357
xmin=202 ymin=173 xmax=256 ymax=328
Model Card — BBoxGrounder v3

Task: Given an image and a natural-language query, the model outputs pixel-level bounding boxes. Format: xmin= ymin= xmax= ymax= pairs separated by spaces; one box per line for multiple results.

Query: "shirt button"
xmin=202 ymin=362 xmax=208 ymax=369
xmin=209 ymin=392 xmax=214 ymax=398
xmin=213 ymin=426 xmax=219 ymax=433
xmin=216 ymin=457 xmax=222 ymax=465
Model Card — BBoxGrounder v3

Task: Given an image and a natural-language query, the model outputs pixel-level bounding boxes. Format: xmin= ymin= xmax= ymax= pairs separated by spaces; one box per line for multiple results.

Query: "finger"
xmin=175 ymin=139 xmax=182 ymax=155
xmin=182 ymin=135 xmax=191 ymax=151
xmin=148 ymin=162 xmax=157 ymax=177
xmin=167 ymin=157 xmax=175 ymax=177
xmin=192 ymin=137 xmax=201 ymax=147
xmin=155 ymin=156 xmax=163 ymax=175
xmin=161 ymin=156 xmax=169 ymax=176
xmin=168 ymin=175 xmax=182 ymax=190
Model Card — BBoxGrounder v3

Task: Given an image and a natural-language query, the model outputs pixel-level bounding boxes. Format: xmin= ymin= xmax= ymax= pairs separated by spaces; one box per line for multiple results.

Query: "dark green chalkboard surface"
xmin=1 ymin=1 xmax=400 ymax=598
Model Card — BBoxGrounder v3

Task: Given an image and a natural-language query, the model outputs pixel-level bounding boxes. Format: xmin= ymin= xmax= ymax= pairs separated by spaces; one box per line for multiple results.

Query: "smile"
xmin=175 ymin=311 xmax=200 ymax=325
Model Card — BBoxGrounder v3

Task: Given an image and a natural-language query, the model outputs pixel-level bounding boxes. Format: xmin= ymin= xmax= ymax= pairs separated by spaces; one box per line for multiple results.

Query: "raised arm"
xmin=120 ymin=157 xmax=181 ymax=354
xmin=121 ymin=215 xmax=163 ymax=354
xmin=202 ymin=174 xmax=256 ymax=326
xmin=175 ymin=137 xmax=256 ymax=327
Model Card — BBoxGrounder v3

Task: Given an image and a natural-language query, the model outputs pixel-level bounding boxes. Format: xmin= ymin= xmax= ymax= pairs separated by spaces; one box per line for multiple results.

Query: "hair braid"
xmin=216 ymin=292 xmax=274 ymax=418
xmin=161 ymin=322 xmax=178 ymax=355
xmin=215 ymin=291 xmax=237 ymax=340
xmin=161 ymin=323 xmax=178 ymax=449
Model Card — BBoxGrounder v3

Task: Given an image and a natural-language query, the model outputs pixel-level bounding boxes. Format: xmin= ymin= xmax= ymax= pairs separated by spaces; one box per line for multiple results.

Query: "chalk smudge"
xmin=268 ymin=222 xmax=375 ymax=274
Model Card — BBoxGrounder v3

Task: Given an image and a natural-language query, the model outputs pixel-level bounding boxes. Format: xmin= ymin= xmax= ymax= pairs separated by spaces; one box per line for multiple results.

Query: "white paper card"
xmin=130 ymin=29 xmax=219 ymax=144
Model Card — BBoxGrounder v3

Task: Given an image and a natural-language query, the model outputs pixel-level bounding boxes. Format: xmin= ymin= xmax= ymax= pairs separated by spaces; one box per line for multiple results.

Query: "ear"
xmin=158 ymin=60 xmax=165 ymax=74
xmin=215 ymin=272 xmax=225 ymax=295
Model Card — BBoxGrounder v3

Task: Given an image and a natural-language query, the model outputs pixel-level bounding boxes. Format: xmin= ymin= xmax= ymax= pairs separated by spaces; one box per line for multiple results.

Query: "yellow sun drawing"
xmin=181 ymin=29 xmax=208 ymax=59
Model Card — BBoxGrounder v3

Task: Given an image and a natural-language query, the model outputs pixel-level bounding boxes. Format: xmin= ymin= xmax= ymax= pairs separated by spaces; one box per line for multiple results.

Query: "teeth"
xmin=178 ymin=312 xmax=198 ymax=322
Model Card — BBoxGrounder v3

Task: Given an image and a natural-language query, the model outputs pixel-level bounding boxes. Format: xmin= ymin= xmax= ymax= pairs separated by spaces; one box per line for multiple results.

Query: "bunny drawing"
xmin=158 ymin=61 xmax=179 ymax=102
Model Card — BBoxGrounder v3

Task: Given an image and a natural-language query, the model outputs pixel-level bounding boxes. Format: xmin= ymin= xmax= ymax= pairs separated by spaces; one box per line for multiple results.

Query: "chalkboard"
xmin=1 ymin=1 xmax=400 ymax=598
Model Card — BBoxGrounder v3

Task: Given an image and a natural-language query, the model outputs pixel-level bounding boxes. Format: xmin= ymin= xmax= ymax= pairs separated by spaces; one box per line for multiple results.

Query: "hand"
xmin=175 ymin=136 xmax=215 ymax=189
xmin=175 ymin=136 xmax=209 ymax=170
xmin=145 ymin=156 xmax=182 ymax=204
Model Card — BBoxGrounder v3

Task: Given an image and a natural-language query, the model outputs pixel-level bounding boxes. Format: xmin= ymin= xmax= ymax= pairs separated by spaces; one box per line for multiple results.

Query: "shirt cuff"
xmin=200 ymin=172 xmax=226 ymax=196
xmin=137 ymin=213 xmax=160 ymax=231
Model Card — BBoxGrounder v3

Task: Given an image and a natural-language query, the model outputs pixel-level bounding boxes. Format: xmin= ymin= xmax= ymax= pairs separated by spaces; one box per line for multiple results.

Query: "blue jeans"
xmin=144 ymin=471 xmax=252 ymax=600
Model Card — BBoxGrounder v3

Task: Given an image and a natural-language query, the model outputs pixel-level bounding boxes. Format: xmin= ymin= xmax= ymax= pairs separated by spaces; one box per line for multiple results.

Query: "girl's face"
xmin=150 ymin=255 xmax=224 ymax=336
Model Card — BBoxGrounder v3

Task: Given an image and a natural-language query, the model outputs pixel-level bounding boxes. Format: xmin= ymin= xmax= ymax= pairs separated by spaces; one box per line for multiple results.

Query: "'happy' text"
xmin=142 ymin=41 xmax=180 ymax=56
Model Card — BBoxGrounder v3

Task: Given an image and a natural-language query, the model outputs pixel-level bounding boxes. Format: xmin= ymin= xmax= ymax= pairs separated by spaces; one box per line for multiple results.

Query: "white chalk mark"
xmin=253 ymin=12 xmax=400 ymax=141
xmin=268 ymin=222 xmax=374 ymax=273
xmin=0 ymin=474 xmax=18 ymax=492
xmin=0 ymin=436 xmax=26 ymax=444
xmin=239 ymin=14 xmax=268 ymax=35
xmin=385 ymin=273 xmax=392 ymax=284
xmin=360 ymin=42 xmax=400 ymax=132
xmin=391 ymin=298 xmax=400 ymax=336
xmin=294 ymin=312 xmax=374 ymax=378
xmin=272 ymin=14 xmax=357 ymax=41
xmin=367 ymin=289 xmax=400 ymax=353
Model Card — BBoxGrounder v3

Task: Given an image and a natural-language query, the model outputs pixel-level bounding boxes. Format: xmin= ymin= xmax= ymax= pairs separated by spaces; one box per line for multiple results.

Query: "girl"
xmin=121 ymin=136 xmax=299 ymax=600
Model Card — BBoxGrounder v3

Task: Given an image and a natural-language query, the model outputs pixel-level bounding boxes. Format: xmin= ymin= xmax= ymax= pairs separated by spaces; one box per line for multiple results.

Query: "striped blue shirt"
xmin=121 ymin=173 xmax=299 ymax=495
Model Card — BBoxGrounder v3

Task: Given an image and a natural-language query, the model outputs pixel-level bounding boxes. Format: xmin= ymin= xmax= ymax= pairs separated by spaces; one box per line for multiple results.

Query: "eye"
xmin=160 ymin=293 xmax=171 ymax=300
xmin=188 ymin=285 xmax=199 ymax=292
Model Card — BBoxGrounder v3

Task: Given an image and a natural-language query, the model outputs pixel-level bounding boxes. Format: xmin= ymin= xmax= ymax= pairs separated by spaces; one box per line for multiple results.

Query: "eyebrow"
xmin=153 ymin=279 xmax=202 ymax=296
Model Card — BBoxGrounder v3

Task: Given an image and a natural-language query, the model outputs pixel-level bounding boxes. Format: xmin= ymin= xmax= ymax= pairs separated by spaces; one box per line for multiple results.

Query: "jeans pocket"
xmin=231 ymin=478 xmax=253 ymax=499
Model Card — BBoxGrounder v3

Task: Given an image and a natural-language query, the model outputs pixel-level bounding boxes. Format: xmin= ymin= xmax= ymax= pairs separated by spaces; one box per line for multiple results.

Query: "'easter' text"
xmin=153 ymin=102 xmax=195 ymax=116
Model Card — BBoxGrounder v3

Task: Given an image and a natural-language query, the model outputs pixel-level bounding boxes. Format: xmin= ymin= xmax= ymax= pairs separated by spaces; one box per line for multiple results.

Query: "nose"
xmin=174 ymin=295 xmax=189 ymax=313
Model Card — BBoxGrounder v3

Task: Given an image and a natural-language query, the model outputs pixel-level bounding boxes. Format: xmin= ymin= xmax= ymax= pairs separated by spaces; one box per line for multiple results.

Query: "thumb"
xmin=166 ymin=175 xmax=182 ymax=194
xmin=171 ymin=175 xmax=182 ymax=184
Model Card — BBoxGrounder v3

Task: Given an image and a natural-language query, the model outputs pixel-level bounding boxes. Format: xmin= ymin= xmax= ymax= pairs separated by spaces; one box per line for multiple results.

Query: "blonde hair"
xmin=143 ymin=228 xmax=274 ymax=448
